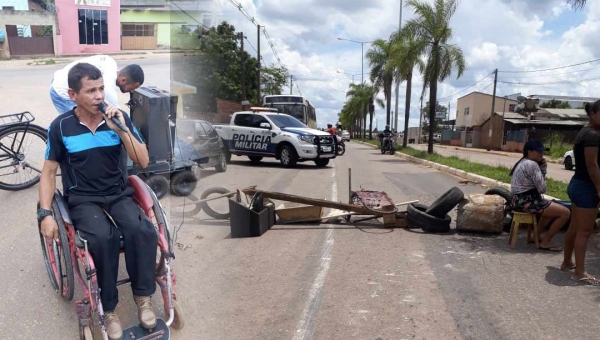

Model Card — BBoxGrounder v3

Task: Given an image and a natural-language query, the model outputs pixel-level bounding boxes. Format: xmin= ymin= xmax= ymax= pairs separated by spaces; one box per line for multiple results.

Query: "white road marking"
xmin=292 ymin=163 xmax=337 ymax=340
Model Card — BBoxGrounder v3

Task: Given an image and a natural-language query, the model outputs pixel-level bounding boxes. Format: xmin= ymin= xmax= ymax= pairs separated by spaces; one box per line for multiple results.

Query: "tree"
xmin=387 ymin=31 xmax=426 ymax=147
xmin=540 ymin=99 xmax=571 ymax=109
xmin=403 ymin=0 xmax=466 ymax=154
xmin=345 ymin=82 xmax=384 ymax=139
xmin=261 ymin=64 xmax=290 ymax=96
xmin=366 ymin=39 xmax=394 ymax=125
xmin=192 ymin=22 xmax=289 ymax=111
xmin=421 ymin=101 xmax=446 ymax=133
xmin=566 ymin=0 xmax=586 ymax=9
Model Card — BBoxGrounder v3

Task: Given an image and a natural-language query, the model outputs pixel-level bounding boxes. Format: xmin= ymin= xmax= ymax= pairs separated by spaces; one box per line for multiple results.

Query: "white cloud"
xmin=208 ymin=0 xmax=593 ymax=128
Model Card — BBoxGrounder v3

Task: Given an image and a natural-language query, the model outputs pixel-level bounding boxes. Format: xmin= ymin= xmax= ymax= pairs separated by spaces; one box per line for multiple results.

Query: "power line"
xmin=262 ymin=28 xmax=285 ymax=69
xmin=499 ymin=58 xmax=600 ymax=73
xmin=499 ymin=66 xmax=600 ymax=79
xmin=436 ymin=71 xmax=495 ymax=101
xmin=498 ymin=75 xmax=600 ymax=86
xmin=170 ymin=2 xmax=210 ymax=29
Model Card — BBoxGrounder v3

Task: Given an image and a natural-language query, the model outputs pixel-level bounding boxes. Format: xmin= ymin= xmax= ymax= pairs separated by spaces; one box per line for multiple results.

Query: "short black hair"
xmin=585 ymin=100 xmax=600 ymax=115
xmin=68 ymin=63 xmax=103 ymax=93
xmin=119 ymin=64 xmax=144 ymax=85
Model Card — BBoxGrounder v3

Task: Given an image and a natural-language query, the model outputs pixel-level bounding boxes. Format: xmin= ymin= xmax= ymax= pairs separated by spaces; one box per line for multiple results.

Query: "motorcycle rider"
xmin=327 ymin=123 xmax=337 ymax=136
xmin=381 ymin=125 xmax=393 ymax=149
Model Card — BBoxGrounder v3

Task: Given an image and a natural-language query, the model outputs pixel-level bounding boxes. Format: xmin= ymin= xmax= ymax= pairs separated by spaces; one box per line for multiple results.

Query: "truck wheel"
xmin=279 ymin=145 xmax=298 ymax=168
xmin=249 ymin=156 xmax=263 ymax=164
xmin=314 ymin=159 xmax=329 ymax=167
xmin=221 ymin=143 xmax=232 ymax=163
xmin=170 ymin=170 xmax=197 ymax=197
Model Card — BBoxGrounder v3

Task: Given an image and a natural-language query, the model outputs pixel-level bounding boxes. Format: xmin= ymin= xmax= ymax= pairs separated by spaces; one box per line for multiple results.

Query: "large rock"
xmin=456 ymin=194 xmax=506 ymax=234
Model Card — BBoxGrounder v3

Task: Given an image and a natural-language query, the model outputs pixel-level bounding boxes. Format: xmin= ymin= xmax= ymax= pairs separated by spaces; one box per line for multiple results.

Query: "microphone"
xmin=98 ymin=102 xmax=129 ymax=132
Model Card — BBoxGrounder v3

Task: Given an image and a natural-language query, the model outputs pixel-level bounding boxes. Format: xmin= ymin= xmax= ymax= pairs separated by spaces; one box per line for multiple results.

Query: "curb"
xmin=356 ymin=141 xmax=559 ymax=201
xmin=419 ymin=144 xmax=562 ymax=164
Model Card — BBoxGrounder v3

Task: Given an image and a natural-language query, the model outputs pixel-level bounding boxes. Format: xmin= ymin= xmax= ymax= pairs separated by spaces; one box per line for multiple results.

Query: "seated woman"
xmin=510 ymin=138 xmax=570 ymax=251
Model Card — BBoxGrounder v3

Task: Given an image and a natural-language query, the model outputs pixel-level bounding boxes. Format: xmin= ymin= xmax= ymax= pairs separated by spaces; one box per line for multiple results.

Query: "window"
xmin=181 ymin=25 xmax=199 ymax=34
xmin=464 ymin=107 xmax=470 ymax=115
xmin=122 ymin=24 xmax=155 ymax=37
xmin=202 ymin=14 xmax=212 ymax=28
xmin=251 ymin=115 xmax=270 ymax=128
xmin=2 ymin=6 xmax=14 ymax=10
xmin=200 ymin=122 xmax=214 ymax=135
xmin=509 ymin=104 xmax=516 ymax=112
xmin=234 ymin=114 xmax=252 ymax=127
xmin=78 ymin=9 xmax=108 ymax=45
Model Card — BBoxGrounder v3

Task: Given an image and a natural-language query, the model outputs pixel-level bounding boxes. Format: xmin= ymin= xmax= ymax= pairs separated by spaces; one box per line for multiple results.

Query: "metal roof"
xmin=538 ymin=108 xmax=587 ymax=119
xmin=495 ymin=111 xmax=525 ymax=119
xmin=504 ymin=119 xmax=584 ymax=126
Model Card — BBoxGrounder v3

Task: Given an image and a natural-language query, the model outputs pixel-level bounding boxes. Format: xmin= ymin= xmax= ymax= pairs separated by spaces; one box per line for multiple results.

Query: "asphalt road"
xmin=412 ymin=144 xmax=574 ymax=184
xmin=2 ymin=57 xmax=600 ymax=339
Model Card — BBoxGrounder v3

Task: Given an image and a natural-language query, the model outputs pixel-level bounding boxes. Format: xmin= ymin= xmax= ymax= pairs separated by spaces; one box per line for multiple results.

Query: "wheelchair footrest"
xmin=122 ymin=318 xmax=170 ymax=340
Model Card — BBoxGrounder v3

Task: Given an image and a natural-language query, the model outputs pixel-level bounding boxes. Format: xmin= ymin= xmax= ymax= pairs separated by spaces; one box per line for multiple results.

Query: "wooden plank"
xmin=242 ymin=187 xmax=381 ymax=214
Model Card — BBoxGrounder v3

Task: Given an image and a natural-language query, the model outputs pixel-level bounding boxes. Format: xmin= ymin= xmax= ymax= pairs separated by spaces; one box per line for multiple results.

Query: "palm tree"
xmin=567 ymin=0 xmax=586 ymax=9
xmin=346 ymin=82 xmax=384 ymax=139
xmin=366 ymin=39 xmax=394 ymax=126
xmin=387 ymin=30 xmax=426 ymax=147
xmin=403 ymin=0 xmax=466 ymax=154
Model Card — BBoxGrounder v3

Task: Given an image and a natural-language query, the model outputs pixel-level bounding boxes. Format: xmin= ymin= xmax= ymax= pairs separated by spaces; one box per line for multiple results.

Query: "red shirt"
xmin=328 ymin=127 xmax=336 ymax=136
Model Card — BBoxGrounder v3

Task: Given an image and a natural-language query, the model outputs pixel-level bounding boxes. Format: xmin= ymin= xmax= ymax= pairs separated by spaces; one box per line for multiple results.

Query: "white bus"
xmin=262 ymin=95 xmax=317 ymax=129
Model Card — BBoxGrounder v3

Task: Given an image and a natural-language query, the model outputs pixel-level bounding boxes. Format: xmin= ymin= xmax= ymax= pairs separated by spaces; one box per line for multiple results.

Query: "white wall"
xmin=0 ymin=0 xmax=32 ymax=37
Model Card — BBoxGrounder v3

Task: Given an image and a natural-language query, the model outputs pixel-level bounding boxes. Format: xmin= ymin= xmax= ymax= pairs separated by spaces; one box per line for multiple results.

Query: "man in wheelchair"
xmin=38 ymin=63 xmax=156 ymax=340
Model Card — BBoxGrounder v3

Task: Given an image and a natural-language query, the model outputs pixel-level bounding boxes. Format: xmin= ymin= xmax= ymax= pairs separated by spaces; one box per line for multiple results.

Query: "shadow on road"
xmin=228 ymin=160 xmax=333 ymax=170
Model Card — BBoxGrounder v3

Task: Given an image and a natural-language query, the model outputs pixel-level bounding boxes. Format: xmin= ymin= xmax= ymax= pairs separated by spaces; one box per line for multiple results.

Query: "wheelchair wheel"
xmin=171 ymin=298 xmax=185 ymax=330
xmin=51 ymin=198 xmax=75 ymax=301
xmin=38 ymin=202 xmax=59 ymax=292
xmin=145 ymin=182 xmax=170 ymax=275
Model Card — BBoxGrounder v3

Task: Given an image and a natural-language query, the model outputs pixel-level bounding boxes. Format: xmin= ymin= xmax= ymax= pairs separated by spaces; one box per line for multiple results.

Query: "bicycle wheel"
xmin=0 ymin=124 xmax=47 ymax=191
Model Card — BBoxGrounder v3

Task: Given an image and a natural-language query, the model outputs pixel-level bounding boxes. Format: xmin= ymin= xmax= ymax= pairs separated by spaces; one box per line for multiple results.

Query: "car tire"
xmin=407 ymin=203 xmax=451 ymax=233
xmin=215 ymin=151 xmax=227 ymax=172
xmin=199 ymin=187 xmax=232 ymax=220
xmin=279 ymin=145 xmax=298 ymax=168
xmin=314 ymin=159 xmax=330 ymax=167
xmin=425 ymin=187 xmax=465 ymax=218
xmin=564 ymin=156 xmax=573 ymax=170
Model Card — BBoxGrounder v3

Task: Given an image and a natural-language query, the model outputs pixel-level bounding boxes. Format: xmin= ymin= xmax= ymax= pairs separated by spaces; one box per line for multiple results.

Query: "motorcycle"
xmin=337 ymin=137 xmax=346 ymax=156
xmin=379 ymin=132 xmax=396 ymax=155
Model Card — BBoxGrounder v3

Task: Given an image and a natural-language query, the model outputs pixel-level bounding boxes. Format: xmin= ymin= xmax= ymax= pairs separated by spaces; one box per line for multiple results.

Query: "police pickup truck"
xmin=214 ymin=108 xmax=337 ymax=168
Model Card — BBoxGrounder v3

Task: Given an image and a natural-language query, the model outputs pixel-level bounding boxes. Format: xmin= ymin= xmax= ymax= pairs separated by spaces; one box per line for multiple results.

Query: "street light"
xmin=336 ymin=70 xmax=362 ymax=84
xmin=337 ymin=37 xmax=375 ymax=83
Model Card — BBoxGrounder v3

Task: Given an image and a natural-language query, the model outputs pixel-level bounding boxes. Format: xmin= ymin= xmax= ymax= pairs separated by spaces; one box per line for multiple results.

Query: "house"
xmin=0 ymin=0 xmax=57 ymax=59
xmin=455 ymin=91 xmax=519 ymax=128
xmin=53 ymin=0 xmax=121 ymax=55
xmin=120 ymin=0 xmax=219 ymax=50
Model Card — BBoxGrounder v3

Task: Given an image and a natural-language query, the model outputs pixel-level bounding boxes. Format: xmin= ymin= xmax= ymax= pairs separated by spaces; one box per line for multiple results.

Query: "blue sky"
xmin=214 ymin=0 xmax=597 ymax=130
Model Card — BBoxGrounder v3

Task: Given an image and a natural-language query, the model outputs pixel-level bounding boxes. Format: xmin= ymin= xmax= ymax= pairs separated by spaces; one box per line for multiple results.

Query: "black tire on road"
xmin=425 ymin=187 xmax=465 ymax=218
xmin=564 ymin=156 xmax=573 ymax=170
xmin=279 ymin=145 xmax=298 ymax=168
xmin=337 ymin=144 xmax=346 ymax=155
xmin=170 ymin=170 xmax=197 ymax=197
xmin=145 ymin=175 xmax=169 ymax=199
xmin=199 ymin=187 xmax=232 ymax=220
xmin=314 ymin=158 xmax=330 ymax=167
xmin=407 ymin=203 xmax=452 ymax=233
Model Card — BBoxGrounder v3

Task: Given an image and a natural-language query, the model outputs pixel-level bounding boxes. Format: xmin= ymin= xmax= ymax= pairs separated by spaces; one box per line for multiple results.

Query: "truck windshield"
xmin=269 ymin=103 xmax=305 ymax=121
xmin=267 ymin=114 xmax=307 ymax=128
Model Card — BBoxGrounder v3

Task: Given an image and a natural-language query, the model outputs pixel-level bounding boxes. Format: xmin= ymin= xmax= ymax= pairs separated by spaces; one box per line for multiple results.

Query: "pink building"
xmin=55 ymin=0 xmax=121 ymax=55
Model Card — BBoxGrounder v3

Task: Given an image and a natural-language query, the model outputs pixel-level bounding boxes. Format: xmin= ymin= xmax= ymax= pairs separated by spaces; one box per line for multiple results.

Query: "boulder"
xmin=456 ymin=194 xmax=506 ymax=234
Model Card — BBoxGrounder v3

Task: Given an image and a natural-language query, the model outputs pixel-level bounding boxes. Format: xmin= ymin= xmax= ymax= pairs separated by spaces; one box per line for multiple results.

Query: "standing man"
xmin=38 ymin=63 xmax=155 ymax=340
xmin=49 ymin=54 xmax=145 ymax=115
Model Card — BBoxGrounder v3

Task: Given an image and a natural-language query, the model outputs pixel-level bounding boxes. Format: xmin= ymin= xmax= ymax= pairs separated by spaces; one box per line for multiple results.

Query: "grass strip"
xmin=359 ymin=139 xmax=569 ymax=200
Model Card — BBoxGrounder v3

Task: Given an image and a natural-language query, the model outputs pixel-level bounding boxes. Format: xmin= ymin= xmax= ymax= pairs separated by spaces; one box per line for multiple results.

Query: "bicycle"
xmin=0 ymin=112 xmax=48 ymax=191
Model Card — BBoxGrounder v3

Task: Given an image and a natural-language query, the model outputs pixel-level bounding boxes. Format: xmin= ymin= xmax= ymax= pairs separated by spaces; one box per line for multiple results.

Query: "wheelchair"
xmin=37 ymin=175 xmax=184 ymax=340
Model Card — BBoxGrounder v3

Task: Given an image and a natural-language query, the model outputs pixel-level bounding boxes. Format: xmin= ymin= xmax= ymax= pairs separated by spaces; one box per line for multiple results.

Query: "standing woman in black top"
xmin=562 ymin=100 xmax=600 ymax=285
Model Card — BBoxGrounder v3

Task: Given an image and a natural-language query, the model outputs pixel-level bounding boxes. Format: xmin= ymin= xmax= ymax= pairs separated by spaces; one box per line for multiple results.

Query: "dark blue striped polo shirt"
xmin=45 ymin=109 xmax=144 ymax=197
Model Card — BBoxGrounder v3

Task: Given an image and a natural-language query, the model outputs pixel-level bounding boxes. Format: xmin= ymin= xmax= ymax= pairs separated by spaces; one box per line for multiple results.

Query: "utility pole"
xmin=487 ymin=68 xmax=498 ymax=151
xmin=238 ymin=32 xmax=247 ymax=109
xmin=257 ymin=25 xmax=261 ymax=106
xmin=290 ymin=75 xmax=293 ymax=95
xmin=394 ymin=0 xmax=403 ymax=133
